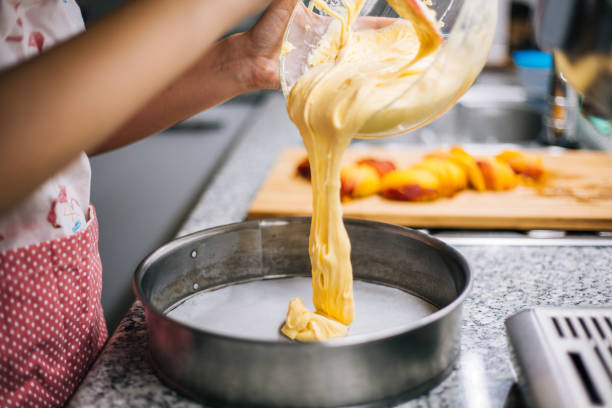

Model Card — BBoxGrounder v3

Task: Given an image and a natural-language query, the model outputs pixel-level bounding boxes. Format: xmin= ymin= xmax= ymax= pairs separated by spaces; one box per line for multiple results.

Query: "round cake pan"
xmin=133 ymin=218 xmax=472 ymax=407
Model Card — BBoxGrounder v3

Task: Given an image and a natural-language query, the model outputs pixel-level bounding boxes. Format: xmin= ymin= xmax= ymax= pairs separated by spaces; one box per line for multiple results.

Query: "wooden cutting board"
xmin=248 ymin=147 xmax=612 ymax=230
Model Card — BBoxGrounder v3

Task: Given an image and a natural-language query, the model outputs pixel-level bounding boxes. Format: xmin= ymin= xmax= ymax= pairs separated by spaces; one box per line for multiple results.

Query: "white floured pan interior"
xmin=165 ymin=277 xmax=437 ymax=341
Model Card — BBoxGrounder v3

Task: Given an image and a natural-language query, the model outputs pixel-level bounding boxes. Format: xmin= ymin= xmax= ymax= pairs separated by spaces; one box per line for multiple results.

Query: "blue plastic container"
xmin=513 ymin=50 xmax=553 ymax=99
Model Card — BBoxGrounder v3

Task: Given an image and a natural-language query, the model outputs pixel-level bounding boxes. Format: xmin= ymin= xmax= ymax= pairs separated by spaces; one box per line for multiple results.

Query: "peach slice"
xmin=340 ymin=164 xmax=381 ymax=200
xmin=445 ymin=160 xmax=469 ymax=193
xmin=414 ymin=158 xmax=454 ymax=197
xmin=496 ymin=151 xmax=545 ymax=180
xmin=448 ymin=147 xmax=487 ymax=192
xmin=477 ymin=158 xmax=519 ymax=191
xmin=357 ymin=158 xmax=397 ymax=176
xmin=427 ymin=147 xmax=486 ymax=192
xmin=380 ymin=168 xmax=439 ymax=201
xmin=415 ymin=158 xmax=468 ymax=197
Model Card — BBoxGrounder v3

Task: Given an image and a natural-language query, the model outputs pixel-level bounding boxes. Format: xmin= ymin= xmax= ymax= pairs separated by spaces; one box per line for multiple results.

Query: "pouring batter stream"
xmin=281 ymin=0 xmax=443 ymax=341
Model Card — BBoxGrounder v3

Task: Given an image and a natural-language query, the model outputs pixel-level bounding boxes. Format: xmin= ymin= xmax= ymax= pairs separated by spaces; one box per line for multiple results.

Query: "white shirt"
xmin=0 ymin=0 xmax=91 ymax=251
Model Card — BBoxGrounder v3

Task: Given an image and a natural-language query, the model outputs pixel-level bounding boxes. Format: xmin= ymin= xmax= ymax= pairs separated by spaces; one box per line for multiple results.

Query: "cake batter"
xmin=281 ymin=0 xmax=442 ymax=341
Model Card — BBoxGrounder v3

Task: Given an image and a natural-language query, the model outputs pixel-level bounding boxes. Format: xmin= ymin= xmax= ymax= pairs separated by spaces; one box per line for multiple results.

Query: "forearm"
xmin=91 ymin=32 xmax=259 ymax=155
xmin=0 ymin=0 xmax=269 ymax=214
xmin=92 ymin=0 xmax=294 ymax=155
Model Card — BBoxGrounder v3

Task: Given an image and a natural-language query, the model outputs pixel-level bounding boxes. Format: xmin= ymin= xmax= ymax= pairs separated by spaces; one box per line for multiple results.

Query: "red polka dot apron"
xmin=0 ymin=207 xmax=107 ymax=407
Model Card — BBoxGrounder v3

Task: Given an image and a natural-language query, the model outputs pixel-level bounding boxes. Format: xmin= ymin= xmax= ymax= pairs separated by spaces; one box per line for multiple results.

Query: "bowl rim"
xmin=133 ymin=217 xmax=472 ymax=348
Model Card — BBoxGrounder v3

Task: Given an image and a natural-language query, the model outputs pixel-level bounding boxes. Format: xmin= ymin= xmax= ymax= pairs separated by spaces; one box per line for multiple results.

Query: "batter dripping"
xmin=281 ymin=0 xmax=442 ymax=341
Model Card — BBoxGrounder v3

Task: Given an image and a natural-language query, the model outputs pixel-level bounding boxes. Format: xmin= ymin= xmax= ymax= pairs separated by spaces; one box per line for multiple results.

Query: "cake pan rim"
xmin=133 ymin=217 xmax=472 ymax=347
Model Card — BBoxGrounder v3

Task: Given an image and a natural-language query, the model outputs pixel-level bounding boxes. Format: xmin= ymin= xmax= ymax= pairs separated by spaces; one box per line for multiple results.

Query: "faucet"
xmin=543 ymin=55 xmax=580 ymax=148
xmin=535 ymin=0 xmax=612 ymax=120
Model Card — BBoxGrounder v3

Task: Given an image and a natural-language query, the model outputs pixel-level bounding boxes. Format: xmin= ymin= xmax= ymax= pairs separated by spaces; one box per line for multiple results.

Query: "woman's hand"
xmin=243 ymin=0 xmax=299 ymax=90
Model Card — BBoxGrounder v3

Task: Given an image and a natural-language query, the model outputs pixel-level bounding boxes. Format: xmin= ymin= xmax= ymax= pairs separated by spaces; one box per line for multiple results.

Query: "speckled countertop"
xmin=68 ymin=93 xmax=612 ymax=408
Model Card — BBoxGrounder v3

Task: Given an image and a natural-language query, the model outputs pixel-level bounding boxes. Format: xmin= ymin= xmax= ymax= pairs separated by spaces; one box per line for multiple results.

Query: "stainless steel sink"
xmin=453 ymin=102 xmax=543 ymax=144
xmin=411 ymin=100 xmax=544 ymax=146
xmin=357 ymin=83 xmax=545 ymax=147
xmin=362 ymin=101 xmax=545 ymax=146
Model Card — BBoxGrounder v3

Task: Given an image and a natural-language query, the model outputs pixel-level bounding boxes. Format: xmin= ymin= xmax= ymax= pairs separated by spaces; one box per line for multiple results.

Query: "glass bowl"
xmin=280 ymin=0 xmax=498 ymax=138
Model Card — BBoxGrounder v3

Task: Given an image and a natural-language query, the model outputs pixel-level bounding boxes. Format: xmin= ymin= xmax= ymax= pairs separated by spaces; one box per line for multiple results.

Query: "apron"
xmin=0 ymin=207 xmax=107 ymax=407
xmin=0 ymin=2 xmax=106 ymax=406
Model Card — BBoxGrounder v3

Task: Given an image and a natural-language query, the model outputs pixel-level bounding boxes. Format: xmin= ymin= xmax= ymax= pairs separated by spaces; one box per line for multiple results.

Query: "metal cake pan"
xmin=133 ymin=217 xmax=472 ymax=407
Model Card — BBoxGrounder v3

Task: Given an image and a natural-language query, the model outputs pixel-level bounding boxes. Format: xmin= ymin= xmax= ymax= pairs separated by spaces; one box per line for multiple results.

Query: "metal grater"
xmin=506 ymin=307 xmax=612 ymax=408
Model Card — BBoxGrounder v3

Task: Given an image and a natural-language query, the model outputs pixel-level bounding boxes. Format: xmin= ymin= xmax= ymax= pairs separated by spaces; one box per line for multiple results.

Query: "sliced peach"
xmin=380 ymin=168 xmax=439 ymax=201
xmin=495 ymin=151 xmax=524 ymax=163
xmin=448 ymin=147 xmax=486 ymax=192
xmin=445 ymin=160 xmax=469 ymax=192
xmin=477 ymin=158 xmax=519 ymax=191
xmin=414 ymin=158 xmax=455 ymax=197
xmin=427 ymin=148 xmax=486 ymax=192
xmin=340 ymin=164 xmax=381 ymax=200
xmin=496 ymin=151 xmax=545 ymax=180
xmin=357 ymin=158 xmax=397 ymax=176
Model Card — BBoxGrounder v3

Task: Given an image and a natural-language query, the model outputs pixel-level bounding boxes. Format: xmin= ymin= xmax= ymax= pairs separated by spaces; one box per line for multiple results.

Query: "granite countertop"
xmin=68 ymin=93 xmax=612 ymax=408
